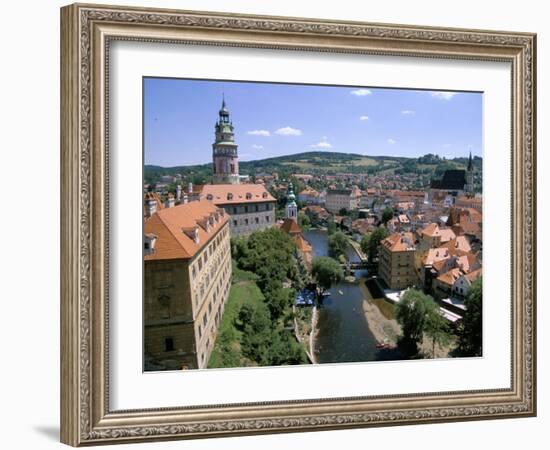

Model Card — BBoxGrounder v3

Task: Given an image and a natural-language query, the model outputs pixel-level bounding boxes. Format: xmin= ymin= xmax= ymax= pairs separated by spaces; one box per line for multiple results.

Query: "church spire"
xmin=467 ymin=150 xmax=473 ymax=171
xmin=285 ymin=182 xmax=298 ymax=222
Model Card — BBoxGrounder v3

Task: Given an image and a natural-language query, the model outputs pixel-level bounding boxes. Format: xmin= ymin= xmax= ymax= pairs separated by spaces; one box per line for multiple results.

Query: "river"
xmin=303 ymin=229 xmax=378 ymax=363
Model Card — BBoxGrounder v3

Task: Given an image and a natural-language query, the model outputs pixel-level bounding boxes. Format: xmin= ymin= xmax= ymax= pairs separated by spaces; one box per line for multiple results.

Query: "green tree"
xmin=360 ymin=226 xmax=389 ymax=262
xmin=298 ymin=211 xmax=311 ymax=230
xmin=339 ymin=207 xmax=348 ymax=216
xmin=311 ymin=256 xmax=344 ymax=297
xmin=425 ymin=309 xmax=452 ymax=358
xmin=263 ymin=279 xmax=293 ymax=320
xmin=327 ymin=217 xmax=337 ymax=235
xmin=395 ymin=289 xmax=438 ymax=356
xmin=381 ymin=207 xmax=394 ymax=224
xmin=456 ymin=277 xmax=483 ymax=356
xmin=328 ymin=231 xmax=348 ymax=259
xmin=238 ymin=302 xmax=273 ymax=365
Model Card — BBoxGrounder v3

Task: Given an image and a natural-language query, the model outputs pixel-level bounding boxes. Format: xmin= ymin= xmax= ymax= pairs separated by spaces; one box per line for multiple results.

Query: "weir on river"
xmin=303 ymin=229 xmax=378 ymax=364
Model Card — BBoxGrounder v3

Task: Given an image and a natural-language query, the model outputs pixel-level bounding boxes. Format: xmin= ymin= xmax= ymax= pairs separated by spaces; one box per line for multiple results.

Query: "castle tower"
xmin=285 ymin=182 xmax=298 ymax=222
xmin=212 ymin=96 xmax=240 ymax=185
xmin=465 ymin=150 xmax=474 ymax=195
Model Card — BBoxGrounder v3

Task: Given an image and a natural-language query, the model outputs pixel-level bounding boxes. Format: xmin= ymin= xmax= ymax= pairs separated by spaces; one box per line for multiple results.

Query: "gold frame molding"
xmin=60 ymin=3 xmax=537 ymax=446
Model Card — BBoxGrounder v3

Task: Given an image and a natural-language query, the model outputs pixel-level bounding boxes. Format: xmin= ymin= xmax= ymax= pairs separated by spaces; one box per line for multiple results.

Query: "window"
xmin=245 ymin=206 xmax=249 ymax=213
xmin=233 ymin=220 xmax=238 ymax=227
xmin=266 ymin=216 xmax=270 ymax=222
xmin=164 ymin=337 xmax=174 ymax=352
xmin=245 ymin=219 xmax=249 ymax=225
xmin=255 ymin=217 xmax=259 ymax=224
xmin=233 ymin=207 xmax=237 ymax=214
xmin=255 ymin=204 xmax=259 ymax=212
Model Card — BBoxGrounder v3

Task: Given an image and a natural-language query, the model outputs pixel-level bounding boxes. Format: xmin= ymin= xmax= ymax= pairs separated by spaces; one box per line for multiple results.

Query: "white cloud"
xmin=387 ymin=138 xmax=396 ymax=145
xmin=246 ymin=129 xmax=270 ymax=136
xmin=401 ymin=110 xmax=415 ymax=115
xmin=275 ymin=126 xmax=302 ymax=136
xmin=350 ymin=88 xmax=372 ymax=96
xmin=251 ymin=144 xmax=263 ymax=149
xmin=359 ymin=115 xmax=370 ymax=121
xmin=310 ymin=141 xmax=333 ymax=149
xmin=430 ymin=91 xmax=458 ymax=100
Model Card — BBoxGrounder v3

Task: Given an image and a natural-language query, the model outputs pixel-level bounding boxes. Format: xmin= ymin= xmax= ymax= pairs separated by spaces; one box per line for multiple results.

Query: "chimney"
xmin=182 ymin=193 xmax=188 ymax=204
xmin=165 ymin=193 xmax=175 ymax=208
xmin=145 ymin=194 xmax=157 ymax=217
xmin=188 ymin=182 xmax=193 ymax=195
xmin=176 ymin=184 xmax=182 ymax=201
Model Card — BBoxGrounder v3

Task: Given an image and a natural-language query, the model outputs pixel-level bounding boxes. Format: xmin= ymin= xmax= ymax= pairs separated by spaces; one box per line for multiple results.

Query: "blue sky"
xmin=144 ymin=78 xmax=482 ymax=167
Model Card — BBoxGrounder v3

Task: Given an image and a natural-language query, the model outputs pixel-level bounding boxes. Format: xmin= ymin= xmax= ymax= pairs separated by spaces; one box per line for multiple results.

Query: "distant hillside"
xmin=144 ymin=151 xmax=481 ymax=184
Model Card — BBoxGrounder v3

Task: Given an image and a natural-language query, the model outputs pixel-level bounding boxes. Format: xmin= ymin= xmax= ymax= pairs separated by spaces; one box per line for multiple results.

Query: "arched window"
xmin=246 ymin=192 xmax=252 ymax=200
xmin=262 ymin=192 xmax=268 ymax=198
xmin=227 ymin=193 xmax=233 ymax=200
xmin=206 ymin=194 xmax=213 ymax=201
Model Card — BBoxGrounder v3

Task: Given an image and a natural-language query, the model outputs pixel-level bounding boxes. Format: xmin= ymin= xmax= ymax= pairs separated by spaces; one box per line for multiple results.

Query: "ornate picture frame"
xmin=60 ymin=3 xmax=536 ymax=446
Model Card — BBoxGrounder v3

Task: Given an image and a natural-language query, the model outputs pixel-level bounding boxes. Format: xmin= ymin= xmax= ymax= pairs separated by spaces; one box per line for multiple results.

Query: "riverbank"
xmin=293 ymin=305 xmax=318 ymax=364
xmin=359 ymin=278 xmax=454 ymax=358
xmin=362 ymin=300 xmax=401 ymax=345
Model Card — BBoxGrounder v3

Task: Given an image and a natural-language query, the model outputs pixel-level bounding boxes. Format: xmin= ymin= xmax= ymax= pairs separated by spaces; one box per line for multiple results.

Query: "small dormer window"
xmin=246 ymin=192 xmax=252 ymax=200
xmin=262 ymin=192 xmax=268 ymax=198
xmin=227 ymin=193 xmax=233 ymax=200
xmin=144 ymin=234 xmax=157 ymax=255
xmin=206 ymin=194 xmax=213 ymax=201
xmin=182 ymin=226 xmax=200 ymax=244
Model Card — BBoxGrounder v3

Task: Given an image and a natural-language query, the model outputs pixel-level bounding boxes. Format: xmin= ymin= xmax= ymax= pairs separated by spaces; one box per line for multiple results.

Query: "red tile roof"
xmin=144 ymin=201 xmax=228 ymax=261
xmin=199 ymin=184 xmax=276 ymax=205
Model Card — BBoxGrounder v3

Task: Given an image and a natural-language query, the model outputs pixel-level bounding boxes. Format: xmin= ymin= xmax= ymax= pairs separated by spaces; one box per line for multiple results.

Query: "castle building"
xmin=143 ymin=200 xmax=232 ymax=370
xmin=212 ymin=97 xmax=240 ymax=185
xmin=198 ymin=184 xmax=276 ymax=236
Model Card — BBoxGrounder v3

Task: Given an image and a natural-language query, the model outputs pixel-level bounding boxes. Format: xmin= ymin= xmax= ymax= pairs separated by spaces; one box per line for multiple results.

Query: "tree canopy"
xmin=381 ymin=207 xmax=395 ymax=224
xmin=455 ymin=277 xmax=482 ymax=357
xmin=231 ymin=228 xmax=299 ymax=293
xmin=311 ymin=256 xmax=344 ymax=296
xmin=395 ymin=289 xmax=439 ymax=356
xmin=328 ymin=231 xmax=348 ymax=260
xmin=360 ymin=226 xmax=389 ymax=262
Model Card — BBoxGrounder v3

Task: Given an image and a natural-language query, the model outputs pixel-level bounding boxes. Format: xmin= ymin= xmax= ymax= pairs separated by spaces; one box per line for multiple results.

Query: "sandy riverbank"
xmin=362 ymin=299 xmax=401 ymax=345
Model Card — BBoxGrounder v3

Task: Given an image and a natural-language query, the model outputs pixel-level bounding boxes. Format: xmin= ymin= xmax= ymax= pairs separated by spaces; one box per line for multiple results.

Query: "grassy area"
xmin=281 ymin=156 xmax=378 ymax=170
xmin=208 ymin=274 xmax=264 ymax=368
xmin=231 ymin=261 xmax=259 ymax=283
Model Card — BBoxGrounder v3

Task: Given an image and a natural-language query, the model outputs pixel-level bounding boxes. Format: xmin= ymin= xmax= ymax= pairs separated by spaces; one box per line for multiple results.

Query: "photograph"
xmin=142 ymin=78 xmax=483 ymax=371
